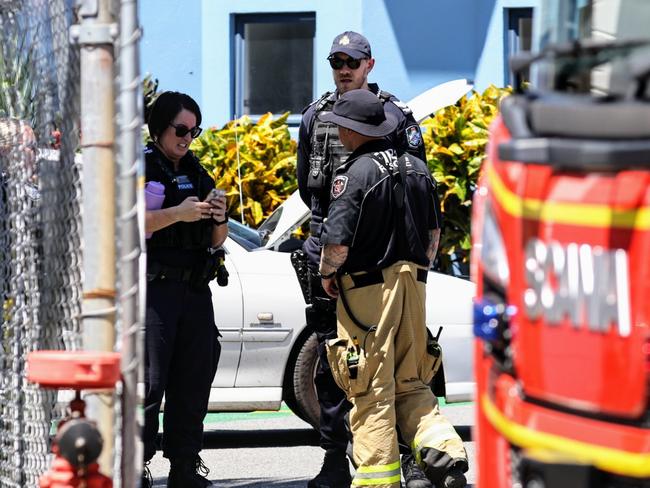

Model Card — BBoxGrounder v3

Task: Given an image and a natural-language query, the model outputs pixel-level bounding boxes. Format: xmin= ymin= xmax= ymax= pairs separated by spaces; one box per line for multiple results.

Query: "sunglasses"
xmin=328 ymin=55 xmax=365 ymax=70
xmin=169 ymin=123 xmax=202 ymax=139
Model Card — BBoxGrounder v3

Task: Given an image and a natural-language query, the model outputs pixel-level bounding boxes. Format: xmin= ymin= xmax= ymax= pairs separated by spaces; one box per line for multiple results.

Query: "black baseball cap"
xmin=319 ymin=89 xmax=398 ymax=137
xmin=329 ymin=31 xmax=372 ymax=59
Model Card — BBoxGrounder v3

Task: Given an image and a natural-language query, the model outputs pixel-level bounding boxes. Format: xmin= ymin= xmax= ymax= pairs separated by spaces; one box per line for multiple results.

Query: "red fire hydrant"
xmin=27 ymin=351 xmax=121 ymax=488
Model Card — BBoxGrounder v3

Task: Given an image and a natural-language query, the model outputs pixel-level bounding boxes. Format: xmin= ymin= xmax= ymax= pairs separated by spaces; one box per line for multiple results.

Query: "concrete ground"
xmin=146 ymin=402 xmax=476 ymax=487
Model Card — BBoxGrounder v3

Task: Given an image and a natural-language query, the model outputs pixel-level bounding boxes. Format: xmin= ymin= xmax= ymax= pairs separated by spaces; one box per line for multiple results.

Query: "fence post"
xmin=73 ymin=0 xmax=118 ymax=476
xmin=117 ymin=0 xmax=143 ymax=484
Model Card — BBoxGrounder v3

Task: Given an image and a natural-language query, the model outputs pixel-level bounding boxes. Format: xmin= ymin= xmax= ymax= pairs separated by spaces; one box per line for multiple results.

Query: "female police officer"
xmin=143 ymin=91 xmax=227 ymax=487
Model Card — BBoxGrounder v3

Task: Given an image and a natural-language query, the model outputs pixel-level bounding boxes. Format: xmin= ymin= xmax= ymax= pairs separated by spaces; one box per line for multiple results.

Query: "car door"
xmin=234 ymin=248 xmax=307 ymax=388
xmin=209 ymin=238 xmax=244 ymax=387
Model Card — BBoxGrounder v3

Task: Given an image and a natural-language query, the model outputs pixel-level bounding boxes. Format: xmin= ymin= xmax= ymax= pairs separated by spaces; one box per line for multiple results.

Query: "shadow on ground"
xmin=456 ymin=425 xmax=472 ymax=442
xmin=158 ymin=425 xmax=470 ymax=449
xmin=153 ymin=480 xmax=476 ymax=488
xmin=203 ymin=428 xmax=320 ymax=449
xmin=152 ymin=478 xmax=313 ymax=487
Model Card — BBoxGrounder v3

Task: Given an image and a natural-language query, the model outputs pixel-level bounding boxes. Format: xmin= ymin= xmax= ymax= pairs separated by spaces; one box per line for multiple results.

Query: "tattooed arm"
xmin=320 ymin=244 xmax=349 ymax=275
xmin=426 ymin=229 xmax=441 ymax=268
xmin=320 ymin=244 xmax=349 ymax=298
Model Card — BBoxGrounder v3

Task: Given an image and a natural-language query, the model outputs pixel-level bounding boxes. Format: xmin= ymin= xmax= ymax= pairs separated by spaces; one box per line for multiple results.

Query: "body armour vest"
xmin=306 ymin=93 xmax=351 ymax=193
xmin=145 ymin=144 xmax=213 ymax=253
xmin=306 ymin=90 xmax=399 ymax=237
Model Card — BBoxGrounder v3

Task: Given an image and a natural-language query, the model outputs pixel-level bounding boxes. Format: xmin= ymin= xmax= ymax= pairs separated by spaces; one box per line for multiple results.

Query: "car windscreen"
xmin=257 ymin=205 xmax=282 ymax=247
xmin=227 ymin=219 xmax=262 ymax=251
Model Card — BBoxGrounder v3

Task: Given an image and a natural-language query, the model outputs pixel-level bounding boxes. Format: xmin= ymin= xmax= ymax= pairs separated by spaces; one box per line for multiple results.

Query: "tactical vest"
xmin=306 ymin=93 xmax=350 ymax=192
xmin=307 ymin=89 xmax=409 ymax=240
xmin=145 ymin=145 xmax=213 ymax=252
xmin=307 ymin=88 xmax=409 ymax=193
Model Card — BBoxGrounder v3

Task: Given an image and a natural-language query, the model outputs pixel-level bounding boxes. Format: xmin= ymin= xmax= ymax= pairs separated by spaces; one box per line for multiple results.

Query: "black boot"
xmin=402 ymin=453 xmax=432 ymax=488
xmin=420 ymin=449 xmax=468 ymax=488
xmin=438 ymin=465 xmax=467 ymax=488
xmin=168 ymin=456 xmax=213 ymax=488
xmin=307 ymin=449 xmax=352 ymax=488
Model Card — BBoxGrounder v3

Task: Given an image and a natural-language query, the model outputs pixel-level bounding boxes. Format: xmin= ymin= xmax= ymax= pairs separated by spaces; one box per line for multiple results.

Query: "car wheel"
xmin=291 ymin=330 xmax=320 ymax=429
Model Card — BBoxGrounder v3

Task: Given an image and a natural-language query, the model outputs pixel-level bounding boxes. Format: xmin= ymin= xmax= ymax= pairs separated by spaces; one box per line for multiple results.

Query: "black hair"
xmin=147 ymin=91 xmax=202 ymax=141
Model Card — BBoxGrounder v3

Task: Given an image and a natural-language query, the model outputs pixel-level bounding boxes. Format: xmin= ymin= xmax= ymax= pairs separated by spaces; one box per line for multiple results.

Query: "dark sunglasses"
xmin=328 ymin=55 xmax=365 ymax=70
xmin=169 ymin=123 xmax=202 ymax=139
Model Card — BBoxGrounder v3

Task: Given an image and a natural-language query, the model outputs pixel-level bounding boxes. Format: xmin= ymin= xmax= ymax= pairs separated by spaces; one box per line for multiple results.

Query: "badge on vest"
xmin=406 ymin=125 xmax=422 ymax=148
xmin=176 ymin=174 xmax=194 ymax=191
xmin=331 ymin=175 xmax=348 ymax=199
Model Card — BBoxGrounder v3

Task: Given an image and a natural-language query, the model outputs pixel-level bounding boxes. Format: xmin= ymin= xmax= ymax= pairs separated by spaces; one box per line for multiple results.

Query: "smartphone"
xmin=204 ymin=188 xmax=226 ymax=202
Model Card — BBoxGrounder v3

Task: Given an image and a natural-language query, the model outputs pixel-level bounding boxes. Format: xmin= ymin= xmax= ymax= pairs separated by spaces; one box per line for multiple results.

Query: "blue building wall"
xmin=139 ymin=0 xmax=202 ymax=101
xmin=139 ymin=0 xmax=540 ymax=128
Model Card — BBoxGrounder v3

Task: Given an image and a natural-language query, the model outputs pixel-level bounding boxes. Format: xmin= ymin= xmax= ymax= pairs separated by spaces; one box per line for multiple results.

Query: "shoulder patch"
xmin=406 ymin=125 xmax=423 ymax=148
xmin=331 ymin=175 xmax=349 ymax=199
xmin=144 ymin=146 xmax=153 ymax=154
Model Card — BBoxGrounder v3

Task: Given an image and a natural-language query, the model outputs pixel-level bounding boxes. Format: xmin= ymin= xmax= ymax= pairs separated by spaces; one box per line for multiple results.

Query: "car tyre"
xmin=291 ymin=330 xmax=320 ymax=429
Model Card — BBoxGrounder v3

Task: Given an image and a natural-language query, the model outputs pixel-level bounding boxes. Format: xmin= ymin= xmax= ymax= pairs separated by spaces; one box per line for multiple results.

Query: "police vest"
xmin=306 ymin=92 xmax=350 ymax=192
xmin=306 ymin=88 xmax=411 ymax=194
xmin=145 ymin=145 xmax=213 ymax=252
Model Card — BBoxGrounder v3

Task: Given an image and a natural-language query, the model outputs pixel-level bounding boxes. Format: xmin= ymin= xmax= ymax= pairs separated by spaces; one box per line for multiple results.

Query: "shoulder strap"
xmin=305 ymin=91 xmax=335 ymax=134
xmin=391 ymin=99 xmax=413 ymax=117
xmin=303 ymin=91 xmax=333 ymax=115
xmin=146 ymin=147 xmax=177 ymax=184
xmin=395 ymin=155 xmax=408 ymax=255
xmin=314 ymin=91 xmax=335 ymax=113
xmin=376 ymin=89 xmax=393 ymax=103
xmin=372 ymin=151 xmax=408 ymax=254
xmin=377 ymin=88 xmax=413 ymax=116
xmin=396 ymin=155 xmax=407 ymax=203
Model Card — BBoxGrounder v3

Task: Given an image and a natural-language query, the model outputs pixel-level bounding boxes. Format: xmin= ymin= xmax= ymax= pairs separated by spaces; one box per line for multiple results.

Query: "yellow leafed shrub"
xmin=421 ymin=84 xmax=511 ymax=274
xmin=190 ymin=112 xmax=298 ymax=227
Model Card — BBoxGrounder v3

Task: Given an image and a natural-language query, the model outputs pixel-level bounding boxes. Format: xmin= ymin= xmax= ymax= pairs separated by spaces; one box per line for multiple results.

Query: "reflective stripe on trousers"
xmin=352 ymin=461 xmax=401 ymax=486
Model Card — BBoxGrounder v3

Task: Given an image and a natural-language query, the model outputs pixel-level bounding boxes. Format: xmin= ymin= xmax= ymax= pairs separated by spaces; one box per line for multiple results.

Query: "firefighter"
xmin=296 ymin=30 xmax=430 ymax=488
xmin=318 ymin=89 xmax=468 ymax=488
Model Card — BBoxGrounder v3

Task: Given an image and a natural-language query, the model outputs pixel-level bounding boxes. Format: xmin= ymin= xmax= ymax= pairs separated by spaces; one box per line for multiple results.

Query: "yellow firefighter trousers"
xmin=326 ymin=261 xmax=467 ymax=488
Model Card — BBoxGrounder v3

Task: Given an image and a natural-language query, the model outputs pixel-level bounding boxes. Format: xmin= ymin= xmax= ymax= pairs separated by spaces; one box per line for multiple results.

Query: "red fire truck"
xmin=471 ymin=0 xmax=650 ymax=486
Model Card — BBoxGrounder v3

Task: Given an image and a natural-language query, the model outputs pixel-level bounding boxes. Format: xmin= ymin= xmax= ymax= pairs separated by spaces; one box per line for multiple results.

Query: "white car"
xmin=208 ymin=191 xmax=475 ymax=428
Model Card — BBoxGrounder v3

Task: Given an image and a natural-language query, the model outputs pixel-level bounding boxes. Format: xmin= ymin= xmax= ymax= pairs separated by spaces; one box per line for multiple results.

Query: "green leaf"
xmin=448 ymin=143 xmax=464 ymax=155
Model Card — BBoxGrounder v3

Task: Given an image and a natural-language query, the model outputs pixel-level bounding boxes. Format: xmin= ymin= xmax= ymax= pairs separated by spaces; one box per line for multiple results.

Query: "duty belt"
xmin=337 ymin=268 xmax=429 ymax=333
xmin=147 ymin=261 xmax=193 ymax=283
xmin=348 ymin=268 xmax=428 ymax=289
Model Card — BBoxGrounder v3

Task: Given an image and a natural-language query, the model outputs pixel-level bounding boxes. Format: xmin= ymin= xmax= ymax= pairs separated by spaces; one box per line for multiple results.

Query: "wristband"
xmin=213 ymin=217 xmax=228 ymax=226
xmin=319 ymin=270 xmax=336 ymax=279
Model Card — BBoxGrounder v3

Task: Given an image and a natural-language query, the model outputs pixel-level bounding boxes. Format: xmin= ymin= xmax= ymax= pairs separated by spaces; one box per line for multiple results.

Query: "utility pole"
xmin=72 ymin=0 xmax=118 ymax=476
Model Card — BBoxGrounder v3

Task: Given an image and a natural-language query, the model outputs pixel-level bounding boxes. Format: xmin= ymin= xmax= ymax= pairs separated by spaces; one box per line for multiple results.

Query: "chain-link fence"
xmin=0 ymin=0 xmax=82 ymax=483
xmin=0 ymin=0 xmax=131 ymax=486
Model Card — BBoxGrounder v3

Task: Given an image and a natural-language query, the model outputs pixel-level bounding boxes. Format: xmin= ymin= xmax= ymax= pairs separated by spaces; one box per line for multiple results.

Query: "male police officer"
xmin=318 ymin=89 xmax=468 ymax=488
xmin=297 ymin=31 xmax=430 ymax=488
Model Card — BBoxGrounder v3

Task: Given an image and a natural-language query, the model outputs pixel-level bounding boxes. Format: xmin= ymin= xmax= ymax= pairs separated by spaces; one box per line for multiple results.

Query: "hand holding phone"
xmin=204 ymin=188 xmax=226 ymax=203
xmin=205 ymin=188 xmax=227 ymax=224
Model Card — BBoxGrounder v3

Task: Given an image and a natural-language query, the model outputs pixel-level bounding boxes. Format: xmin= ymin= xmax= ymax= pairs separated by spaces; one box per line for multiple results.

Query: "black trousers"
xmin=144 ymin=279 xmax=221 ymax=462
xmin=308 ymin=270 xmax=352 ymax=453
